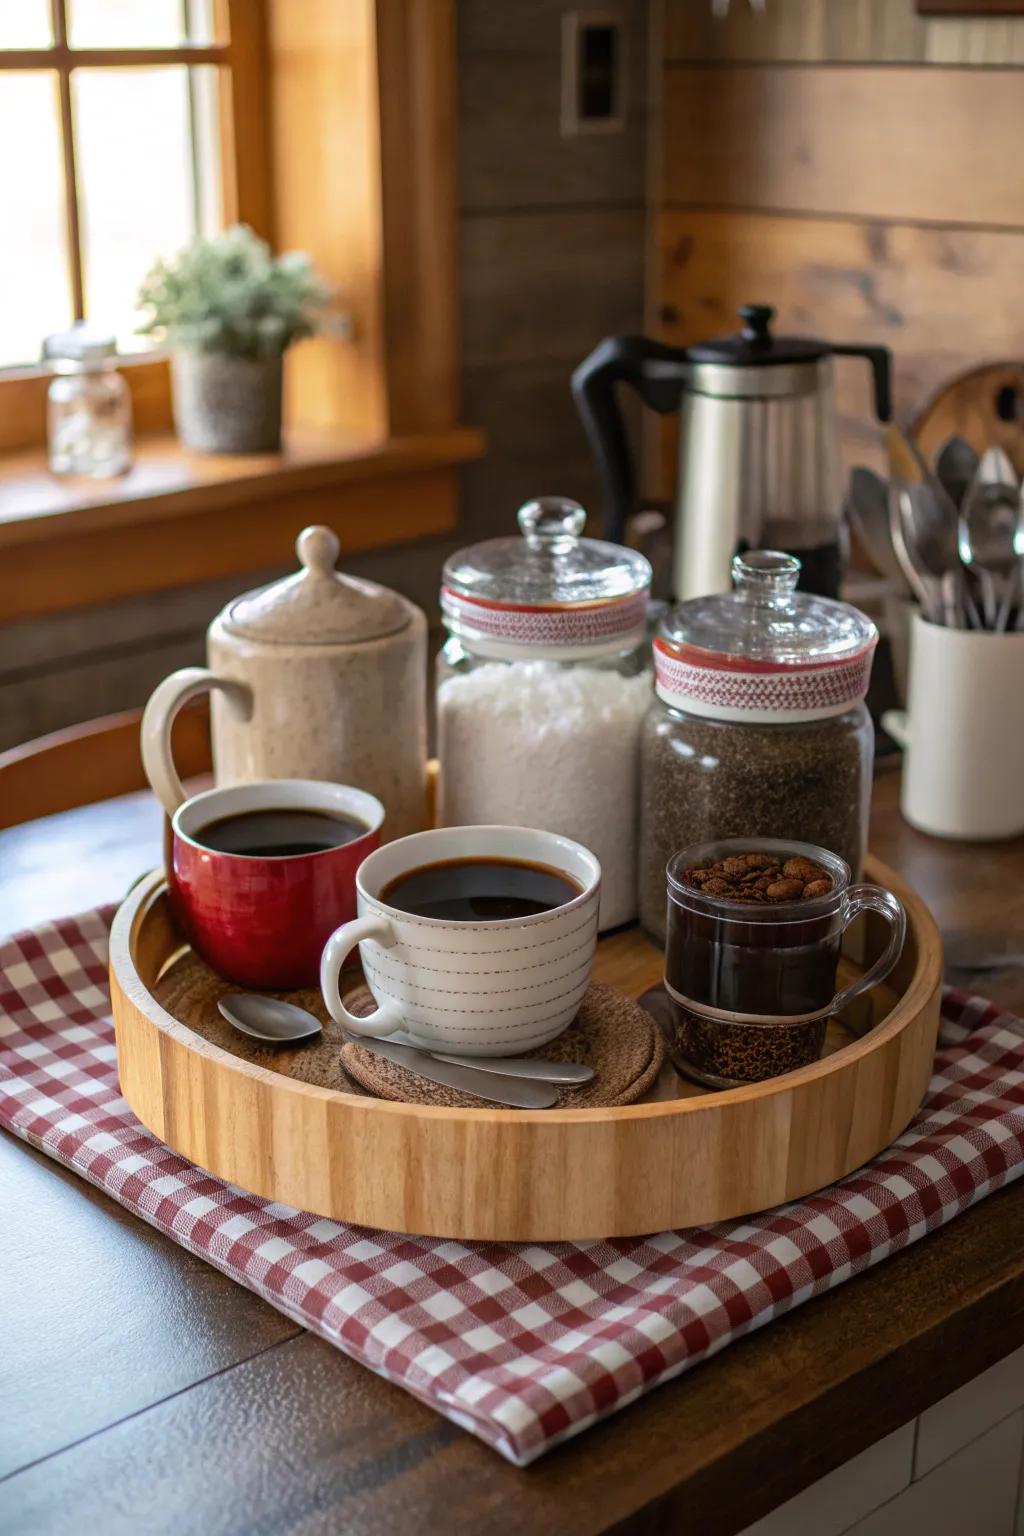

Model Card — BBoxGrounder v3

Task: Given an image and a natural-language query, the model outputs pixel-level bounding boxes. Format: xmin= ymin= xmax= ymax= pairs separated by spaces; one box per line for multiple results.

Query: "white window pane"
xmin=0 ymin=73 xmax=72 ymax=368
xmin=0 ymin=0 xmax=52 ymax=47
xmin=68 ymin=0 xmax=214 ymax=48
xmin=74 ymin=65 xmax=223 ymax=351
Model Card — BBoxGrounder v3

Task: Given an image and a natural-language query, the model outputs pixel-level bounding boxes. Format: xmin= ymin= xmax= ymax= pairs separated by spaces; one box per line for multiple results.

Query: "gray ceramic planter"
xmin=171 ymin=348 xmax=283 ymax=454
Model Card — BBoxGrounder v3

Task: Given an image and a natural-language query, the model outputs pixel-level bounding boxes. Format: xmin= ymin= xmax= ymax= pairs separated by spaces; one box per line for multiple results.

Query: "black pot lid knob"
xmin=739 ymin=304 xmax=775 ymax=344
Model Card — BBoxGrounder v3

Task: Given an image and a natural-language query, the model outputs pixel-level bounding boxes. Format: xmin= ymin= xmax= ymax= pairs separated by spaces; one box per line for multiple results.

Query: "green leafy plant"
xmin=137 ymin=225 xmax=330 ymax=359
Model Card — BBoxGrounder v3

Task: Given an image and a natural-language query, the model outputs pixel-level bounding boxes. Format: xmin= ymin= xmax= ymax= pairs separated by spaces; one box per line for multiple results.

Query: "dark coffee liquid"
xmin=381 ymin=857 xmax=581 ymax=922
xmin=195 ymin=807 xmax=366 ymax=858
xmin=665 ymin=902 xmax=841 ymax=1016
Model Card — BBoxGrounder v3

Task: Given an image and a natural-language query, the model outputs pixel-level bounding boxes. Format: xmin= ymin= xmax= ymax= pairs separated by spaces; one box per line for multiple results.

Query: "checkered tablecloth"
xmin=2 ymin=908 xmax=1024 ymax=1466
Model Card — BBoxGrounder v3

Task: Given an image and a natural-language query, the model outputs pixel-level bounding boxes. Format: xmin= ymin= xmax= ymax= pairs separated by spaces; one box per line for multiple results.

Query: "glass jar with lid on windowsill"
xmin=44 ymin=323 xmax=133 ymax=479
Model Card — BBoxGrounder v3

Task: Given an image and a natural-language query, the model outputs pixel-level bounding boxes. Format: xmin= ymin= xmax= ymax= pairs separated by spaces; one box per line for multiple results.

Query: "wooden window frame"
xmin=0 ymin=0 xmax=272 ymax=454
xmin=0 ymin=0 xmax=484 ymax=623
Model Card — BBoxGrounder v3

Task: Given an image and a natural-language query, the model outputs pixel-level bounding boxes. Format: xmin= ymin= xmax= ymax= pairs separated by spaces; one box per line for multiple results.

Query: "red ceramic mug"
xmin=168 ymin=779 xmax=384 ymax=988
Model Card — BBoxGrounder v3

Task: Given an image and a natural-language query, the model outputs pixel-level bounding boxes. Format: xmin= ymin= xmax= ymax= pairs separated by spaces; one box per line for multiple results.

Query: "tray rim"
xmin=110 ymin=853 xmax=942 ymax=1127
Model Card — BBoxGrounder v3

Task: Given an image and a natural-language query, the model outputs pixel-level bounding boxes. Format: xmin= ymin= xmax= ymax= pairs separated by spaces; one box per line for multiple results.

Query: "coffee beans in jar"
xmin=637 ymin=552 xmax=877 ymax=944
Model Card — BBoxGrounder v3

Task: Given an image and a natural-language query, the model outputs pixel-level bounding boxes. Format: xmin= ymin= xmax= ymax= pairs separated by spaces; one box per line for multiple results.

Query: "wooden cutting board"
xmin=913 ymin=361 xmax=1024 ymax=476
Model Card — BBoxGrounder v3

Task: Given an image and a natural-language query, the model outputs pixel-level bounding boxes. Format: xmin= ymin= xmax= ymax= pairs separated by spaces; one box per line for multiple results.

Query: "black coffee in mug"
xmin=381 ymin=856 xmax=582 ymax=922
xmin=194 ymin=807 xmax=366 ymax=858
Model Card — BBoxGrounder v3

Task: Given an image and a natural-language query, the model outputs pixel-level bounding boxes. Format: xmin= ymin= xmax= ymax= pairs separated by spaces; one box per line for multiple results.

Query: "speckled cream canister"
xmin=141 ymin=526 xmax=427 ymax=840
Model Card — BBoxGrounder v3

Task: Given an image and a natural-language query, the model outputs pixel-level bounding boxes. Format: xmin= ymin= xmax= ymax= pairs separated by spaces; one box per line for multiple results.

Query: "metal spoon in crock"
xmin=935 ymin=435 xmax=978 ymax=511
xmin=845 ymin=466 xmax=906 ymax=589
xmin=959 ymin=448 xmax=1023 ymax=631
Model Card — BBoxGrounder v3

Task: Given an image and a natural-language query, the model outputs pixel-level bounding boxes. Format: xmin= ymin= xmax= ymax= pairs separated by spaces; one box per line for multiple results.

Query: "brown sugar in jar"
xmin=637 ymin=552 xmax=877 ymax=945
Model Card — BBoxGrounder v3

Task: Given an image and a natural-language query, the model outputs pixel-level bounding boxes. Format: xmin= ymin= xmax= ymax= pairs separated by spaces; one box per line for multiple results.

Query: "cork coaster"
xmin=153 ymin=950 xmax=358 ymax=1093
xmin=152 ymin=953 xmax=664 ymax=1108
xmin=340 ymin=981 xmax=664 ymax=1109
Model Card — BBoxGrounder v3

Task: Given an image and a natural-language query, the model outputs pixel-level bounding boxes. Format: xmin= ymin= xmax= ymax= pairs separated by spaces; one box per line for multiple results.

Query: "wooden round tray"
xmin=110 ymin=856 xmax=942 ymax=1240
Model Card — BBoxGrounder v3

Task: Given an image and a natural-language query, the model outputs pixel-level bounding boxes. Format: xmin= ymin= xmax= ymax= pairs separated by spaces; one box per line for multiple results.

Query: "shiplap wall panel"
xmin=666 ymin=0 xmax=1024 ymax=65
xmin=462 ymin=208 xmax=645 ymax=370
xmin=459 ymin=359 xmax=608 ymax=540
xmin=459 ymin=49 xmax=648 ymax=213
xmin=0 ymin=633 xmax=206 ymax=755
xmin=662 ymin=66 xmax=1024 ymax=227
xmin=458 ymin=0 xmax=648 ymax=541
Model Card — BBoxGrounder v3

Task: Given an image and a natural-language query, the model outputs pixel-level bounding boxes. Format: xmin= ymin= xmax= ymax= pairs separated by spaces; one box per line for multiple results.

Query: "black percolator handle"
xmin=829 ymin=343 xmax=893 ymax=423
xmin=571 ymin=335 xmax=691 ymax=544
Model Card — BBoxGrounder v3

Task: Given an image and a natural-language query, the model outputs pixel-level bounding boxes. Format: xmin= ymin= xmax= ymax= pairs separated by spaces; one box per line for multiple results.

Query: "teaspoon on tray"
xmin=216 ymin=994 xmax=593 ymax=1108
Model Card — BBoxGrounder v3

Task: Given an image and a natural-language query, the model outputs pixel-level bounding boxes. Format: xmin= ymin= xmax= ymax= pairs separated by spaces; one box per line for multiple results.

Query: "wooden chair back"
xmin=0 ymin=704 xmax=212 ymax=831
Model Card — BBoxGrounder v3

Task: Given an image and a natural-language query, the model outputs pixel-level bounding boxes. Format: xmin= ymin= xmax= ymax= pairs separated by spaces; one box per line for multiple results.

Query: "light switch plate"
xmin=561 ymin=10 xmax=628 ymax=136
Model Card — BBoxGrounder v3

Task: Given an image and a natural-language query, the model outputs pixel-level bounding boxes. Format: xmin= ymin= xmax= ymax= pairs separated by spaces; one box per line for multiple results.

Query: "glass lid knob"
xmin=732 ymin=549 xmax=800 ymax=606
xmin=517 ymin=496 xmax=587 ymax=554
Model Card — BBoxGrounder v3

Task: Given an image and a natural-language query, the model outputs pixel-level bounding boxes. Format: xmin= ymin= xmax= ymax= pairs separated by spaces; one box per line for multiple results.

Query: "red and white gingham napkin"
xmin=2 ymin=908 xmax=1024 ymax=1466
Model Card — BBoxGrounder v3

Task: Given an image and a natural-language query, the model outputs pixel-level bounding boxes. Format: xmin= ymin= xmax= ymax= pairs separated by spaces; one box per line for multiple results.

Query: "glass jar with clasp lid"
xmin=638 ymin=550 xmax=878 ymax=944
xmin=437 ymin=496 xmax=653 ymax=930
xmin=44 ymin=323 xmax=133 ymax=478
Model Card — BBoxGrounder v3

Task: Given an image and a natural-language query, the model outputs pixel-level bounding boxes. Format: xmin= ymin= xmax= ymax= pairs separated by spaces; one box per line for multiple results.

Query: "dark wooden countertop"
xmin=1 ymin=772 xmax=1022 ymax=1535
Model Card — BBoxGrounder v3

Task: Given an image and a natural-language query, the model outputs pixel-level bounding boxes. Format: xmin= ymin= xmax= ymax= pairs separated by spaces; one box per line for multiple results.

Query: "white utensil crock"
xmin=882 ymin=612 xmax=1024 ymax=840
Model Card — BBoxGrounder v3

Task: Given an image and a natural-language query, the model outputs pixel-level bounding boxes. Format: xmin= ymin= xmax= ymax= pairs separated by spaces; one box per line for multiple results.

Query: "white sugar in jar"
xmin=436 ymin=499 xmax=652 ymax=930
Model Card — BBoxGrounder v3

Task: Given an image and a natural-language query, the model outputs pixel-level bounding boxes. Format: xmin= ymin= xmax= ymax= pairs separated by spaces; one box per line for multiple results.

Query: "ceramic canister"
xmin=142 ymin=526 xmax=428 ymax=840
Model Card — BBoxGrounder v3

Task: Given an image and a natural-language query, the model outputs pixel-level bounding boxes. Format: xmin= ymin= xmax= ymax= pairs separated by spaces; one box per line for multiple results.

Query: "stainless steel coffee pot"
xmin=572 ymin=304 xmax=892 ymax=599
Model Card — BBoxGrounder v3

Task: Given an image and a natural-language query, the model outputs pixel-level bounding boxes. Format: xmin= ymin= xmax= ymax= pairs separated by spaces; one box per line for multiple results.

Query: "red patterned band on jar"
xmin=442 ymin=587 xmax=649 ymax=648
xmin=653 ymin=635 xmax=877 ymax=723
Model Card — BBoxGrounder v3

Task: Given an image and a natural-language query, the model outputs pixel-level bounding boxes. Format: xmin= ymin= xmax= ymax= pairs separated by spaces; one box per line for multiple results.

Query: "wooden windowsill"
xmin=0 ymin=426 xmax=484 ymax=548
xmin=0 ymin=425 xmax=484 ymax=624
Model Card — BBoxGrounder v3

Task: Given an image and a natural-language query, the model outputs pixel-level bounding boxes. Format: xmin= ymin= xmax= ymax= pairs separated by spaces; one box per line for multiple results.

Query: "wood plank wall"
xmin=457 ymin=0 xmax=647 ymax=537
xmin=651 ymin=0 xmax=1024 ymax=493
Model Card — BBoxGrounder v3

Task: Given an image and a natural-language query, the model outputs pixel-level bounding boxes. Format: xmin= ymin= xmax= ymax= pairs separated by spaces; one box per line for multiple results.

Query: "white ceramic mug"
xmin=882 ymin=611 xmax=1024 ymax=840
xmin=320 ymin=825 xmax=601 ymax=1056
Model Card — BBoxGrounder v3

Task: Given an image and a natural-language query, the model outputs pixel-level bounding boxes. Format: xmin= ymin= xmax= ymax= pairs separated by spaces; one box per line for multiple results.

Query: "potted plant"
xmin=137 ymin=225 xmax=330 ymax=454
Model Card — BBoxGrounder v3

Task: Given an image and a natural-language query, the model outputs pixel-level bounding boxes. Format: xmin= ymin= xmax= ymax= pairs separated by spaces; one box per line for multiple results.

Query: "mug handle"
xmin=830 ymin=884 xmax=907 ymax=1016
xmin=141 ymin=667 xmax=251 ymax=815
xmin=880 ymin=708 xmax=910 ymax=749
xmin=320 ymin=914 xmax=407 ymax=1038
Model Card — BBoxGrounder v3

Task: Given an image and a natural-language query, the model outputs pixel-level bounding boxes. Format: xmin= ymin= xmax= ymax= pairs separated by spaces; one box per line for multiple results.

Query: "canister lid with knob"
xmin=653 ymin=550 xmax=878 ymax=724
xmin=222 ymin=525 xmax=412 ymax=646
xmin=441 ymin=496 xmax=652 ymax=660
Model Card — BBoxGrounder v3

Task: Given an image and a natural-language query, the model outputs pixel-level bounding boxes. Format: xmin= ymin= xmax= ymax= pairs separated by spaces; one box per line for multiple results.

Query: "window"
xmin=0 ymin=0 xmax=268 ymax=374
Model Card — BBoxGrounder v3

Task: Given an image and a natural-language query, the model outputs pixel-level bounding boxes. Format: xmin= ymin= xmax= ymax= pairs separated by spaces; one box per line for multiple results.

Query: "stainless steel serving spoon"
xmin=884 ymin=425 xmax=964 ymax=624
xmin=888 ymin=484 xmax=948 ymax=624
xmin=935 ymin=435 xmax=978 ymax=511
xmin=845 ymin=466 xmax=907 ymax=589
xmin=893 ymin=482 xmax=983 ymax=630
xmin=217 ymin=994 xmax=594 ymax=1105
xmin=958 ymin=448 xmax=1024 ymax=632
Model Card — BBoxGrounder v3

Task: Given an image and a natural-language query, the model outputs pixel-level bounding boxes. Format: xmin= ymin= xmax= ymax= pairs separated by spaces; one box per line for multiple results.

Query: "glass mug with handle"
xmin=662 ymin=837 xmax=906 ymax=1088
